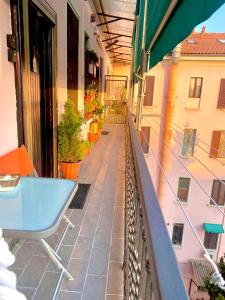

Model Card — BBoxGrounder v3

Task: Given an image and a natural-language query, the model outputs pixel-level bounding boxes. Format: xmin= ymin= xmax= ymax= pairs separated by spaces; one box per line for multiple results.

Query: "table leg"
xmin=63 ymin=215 xmax=75 ymax=229
xmin=40 ymin=239 xmax=73 ymax=280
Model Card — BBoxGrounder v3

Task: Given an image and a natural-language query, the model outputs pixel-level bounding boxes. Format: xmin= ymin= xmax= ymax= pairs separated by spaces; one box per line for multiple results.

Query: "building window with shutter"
xmin=177 ymin=177 xmax=190 ymax=202
xmin=144 ymin=76 xmax=155 ymax=106
xmin=210 ymin=180 xmax=225 ymax=206
xmin=172 ymin=223 xmax=184 ymax=245
xmin=210 ymin=130 xmax=225 ymax=158
xmin=182 ymin=128 xmax=197 ymax=157
xmin=188 ymin=77 xmax=203 ymax=98
xmin=217 ymin=78 xmax=225 ymax=108
xmin=140 ymin=126 xmax=150 ymax=154
xmin=204 ymin=232 xmax=219 ymax=250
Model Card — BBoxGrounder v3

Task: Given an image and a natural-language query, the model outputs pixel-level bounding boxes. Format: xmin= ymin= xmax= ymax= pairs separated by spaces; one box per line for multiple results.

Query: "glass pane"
xmin=204 ymin=233 xmax=218 ymax=250
xmin=182 ymin=129 xmax=196 ymax=156
xmin=172 ymin=223 xmax=184 ymax=245
xmin=177 ymin=178 xmax=190 ymax=202
xmin=195 ymin=78 xmax=202 ymax=97
xmin=189 ymin=78 xmax=195 ymax=97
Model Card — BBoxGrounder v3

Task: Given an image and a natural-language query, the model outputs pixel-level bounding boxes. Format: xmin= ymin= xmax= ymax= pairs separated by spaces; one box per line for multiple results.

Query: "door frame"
xmin=10 ymin=0 xmax=58 ymax=177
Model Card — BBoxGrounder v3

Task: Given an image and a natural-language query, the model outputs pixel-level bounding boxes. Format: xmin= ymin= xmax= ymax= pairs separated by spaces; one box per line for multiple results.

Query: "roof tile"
xmin=181 ymin=32 xmax=225 ymax=55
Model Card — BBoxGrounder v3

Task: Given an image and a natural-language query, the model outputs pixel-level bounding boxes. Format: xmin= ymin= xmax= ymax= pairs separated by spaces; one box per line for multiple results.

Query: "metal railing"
xmin=124 ymin=109 xmax=189 ymax=300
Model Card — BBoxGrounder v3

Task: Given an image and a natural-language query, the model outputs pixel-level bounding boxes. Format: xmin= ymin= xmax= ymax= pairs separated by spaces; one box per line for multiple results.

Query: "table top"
xmin=0 ymin=177 xmax=78 ymax=239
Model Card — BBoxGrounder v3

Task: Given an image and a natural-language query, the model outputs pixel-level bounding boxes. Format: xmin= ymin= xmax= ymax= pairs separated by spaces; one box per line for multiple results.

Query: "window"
xmin=217 ymin=79 xmax=225 ymax=108
xmin=210 ymin=130 xmax=225 ymax=158
xmin=204 ymin=232 xmax=219 ymax=250
xmin=210 ymin=180 xmax=225 ymax=206
xmin=189 ymin=77 xmax=203 ymax=98
xmin=218 ymin=39 xmax=225 ymax=44
xmin=186 ymin=39 xmax=196 ymax=44
xmin=182 ymin=129 xmax=196 ymax=156
xmin=177 ymin=178 xmax=190 ymax=202
xmin=172 ymin=223 xmax=184 ymax=245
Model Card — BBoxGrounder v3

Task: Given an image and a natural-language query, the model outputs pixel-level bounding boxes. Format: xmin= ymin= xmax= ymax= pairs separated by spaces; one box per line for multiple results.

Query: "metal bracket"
xmin=7 ymin=34 xmax=16 ymax=49
xmin=8 ymin=49 xmax=17 ymax=63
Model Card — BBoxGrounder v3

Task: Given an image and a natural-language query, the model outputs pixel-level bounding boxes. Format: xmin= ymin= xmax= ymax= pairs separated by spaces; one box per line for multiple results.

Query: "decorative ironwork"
xmin=124 ymin=110 xmax=189 ymax=300
xmin=104 ymin=75 xmax=127 ymax=124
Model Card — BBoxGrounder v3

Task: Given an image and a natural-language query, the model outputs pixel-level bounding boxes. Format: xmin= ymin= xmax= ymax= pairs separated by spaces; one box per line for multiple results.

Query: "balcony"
xmin=7 ymin=111 xmax=187 ymax=300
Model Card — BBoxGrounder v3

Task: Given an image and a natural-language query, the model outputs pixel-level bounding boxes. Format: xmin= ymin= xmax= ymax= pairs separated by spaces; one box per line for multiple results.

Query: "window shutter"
xmin=144 ymin=76 xmax=155 ymax=106
xmin=141 ymin=126 xmax=150 ymax=154
xmin=210 ymin=131 xmax=221 ymax=158
xmin=217 ymin=79 xmax=225 ymax=108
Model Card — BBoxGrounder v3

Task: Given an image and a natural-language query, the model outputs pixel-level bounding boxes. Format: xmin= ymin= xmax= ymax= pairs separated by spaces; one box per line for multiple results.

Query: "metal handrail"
xmin=125 ymin=109 xmax=189 ymax=299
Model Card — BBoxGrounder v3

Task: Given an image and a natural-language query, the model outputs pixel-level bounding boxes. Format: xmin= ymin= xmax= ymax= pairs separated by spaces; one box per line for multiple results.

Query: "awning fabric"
xmin=131 ymin=24 xmax=137 ymax=82
xmin=203 ymin=223 xmax=224 ymax=234
xmin=145 ymin=0 xmax=225 ymax=69
xmin=135 ymin=0 xmax=145 ymax=72
xmin=135 ymin=0 xmax=140 ymax=16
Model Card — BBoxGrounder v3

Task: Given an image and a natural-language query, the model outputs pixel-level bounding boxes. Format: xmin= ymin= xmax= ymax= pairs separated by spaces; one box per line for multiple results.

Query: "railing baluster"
xmin=124 ymin=109 xmax=188 ymax=300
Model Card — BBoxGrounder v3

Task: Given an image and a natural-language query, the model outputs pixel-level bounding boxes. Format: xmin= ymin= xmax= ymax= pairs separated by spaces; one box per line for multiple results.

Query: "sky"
xmin=195 ymin=3 xmax=225 ymax=32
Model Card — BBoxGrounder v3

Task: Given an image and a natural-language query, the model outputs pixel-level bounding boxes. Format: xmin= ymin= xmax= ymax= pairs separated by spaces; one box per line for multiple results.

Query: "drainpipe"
xmin=157 ymin=44 xmax=181 ymax=198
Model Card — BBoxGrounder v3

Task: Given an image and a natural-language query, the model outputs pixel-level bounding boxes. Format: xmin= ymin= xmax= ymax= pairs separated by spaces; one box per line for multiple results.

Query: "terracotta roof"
xmin=181 ymin=31 xmax=225 ymax=55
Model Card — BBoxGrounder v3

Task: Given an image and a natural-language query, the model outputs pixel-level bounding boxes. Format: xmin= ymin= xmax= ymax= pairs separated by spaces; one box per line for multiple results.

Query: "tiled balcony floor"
xmin=10 ymin=124 xmax=125 ymax=300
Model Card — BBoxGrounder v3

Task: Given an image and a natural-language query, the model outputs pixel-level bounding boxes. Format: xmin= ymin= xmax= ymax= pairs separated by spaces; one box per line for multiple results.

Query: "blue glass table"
xmin=0 ymin=177 xmax=78 ymax=299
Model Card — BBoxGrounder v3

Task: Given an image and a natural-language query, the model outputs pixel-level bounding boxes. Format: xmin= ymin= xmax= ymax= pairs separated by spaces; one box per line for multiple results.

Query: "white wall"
xmin=0 ymin=0 xmax=18 ymax=155
xmin=47 ymin=0 xmax=110 ymax=116
xmin=0 ymin=0 xmax=111 ymax=155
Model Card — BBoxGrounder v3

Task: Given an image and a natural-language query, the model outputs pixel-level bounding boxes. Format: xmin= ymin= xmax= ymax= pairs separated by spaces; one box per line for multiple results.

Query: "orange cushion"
xmin=0 ymin=145 xmax=34 ymax=176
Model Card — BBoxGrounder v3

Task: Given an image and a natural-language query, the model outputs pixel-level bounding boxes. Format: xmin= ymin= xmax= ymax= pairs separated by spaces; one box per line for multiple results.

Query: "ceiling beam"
xmin=110 ymin=54 xmax=121 ymax=59
xmin=113 ymin=58 xmax=132 ymax=62
xmin=102 ymin=35 xmax=122 ymax=42
xmin=109 ymin=44 xmax=132 ymax=48
xmin=97 ymin=12 xmax=134 ymax=22
xmin=103 ymin=31 xmax=132 ymax=38
xmin=106 ymin=46 xmax=122 ymax=52
xmin=97 ymin=18 xmax=122 ymax=27
xmin=107 ymin=51 xmax=131 ymax=56
xmin=105 ymin=40 xmax=118 ymax=50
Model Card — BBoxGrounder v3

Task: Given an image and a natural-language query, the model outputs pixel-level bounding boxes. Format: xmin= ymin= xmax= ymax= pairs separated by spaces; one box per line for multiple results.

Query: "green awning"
xmin=135 ymin=0 xmax=145 ymax=72
xmin=145 ymin=0 xmax=225 ymax=69
xmin=203 ymin=223 xmax=224 ymax=234
xmin=135 ymin=0 xmax=140 ymax=16
xmin=131 ymin=24 xmax=137 ymax=82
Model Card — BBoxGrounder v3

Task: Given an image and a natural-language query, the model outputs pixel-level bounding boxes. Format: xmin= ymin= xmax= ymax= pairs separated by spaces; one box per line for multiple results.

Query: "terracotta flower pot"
xmin=84 ymin=95 xmax=92 ymax=103
xmin=85 ymin=113 xmax=92 ymax=121
xmin=97 ymin=128 xmax=101 ymax=137
xmin=88 ymin=132 xmax=94 ymax=143
xmin=88 ymin=132 xmax=98 ymax=144
xmin=90 ymin=122 xmax=98 ymax=134
xmin=60 ymin=162 xmax=80 ymax=179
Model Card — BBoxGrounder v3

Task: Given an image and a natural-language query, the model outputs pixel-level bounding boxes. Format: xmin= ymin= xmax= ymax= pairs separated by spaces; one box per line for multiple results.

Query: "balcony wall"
xmin=0 ymin=1 xmax=18 ymax=155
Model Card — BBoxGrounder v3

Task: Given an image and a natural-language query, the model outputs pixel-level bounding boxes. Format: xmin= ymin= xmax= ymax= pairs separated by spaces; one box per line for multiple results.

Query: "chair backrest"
xmin=0 ymin=145 xmax=34 ymax=176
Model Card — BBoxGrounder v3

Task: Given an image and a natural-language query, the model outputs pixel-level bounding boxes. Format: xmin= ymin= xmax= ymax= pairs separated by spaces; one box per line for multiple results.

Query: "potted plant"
xmin=84 ymin=87 xmax=97 ymax=103
xmin=58 ymin=100 xmax=86 ymax=179
xmin=84 ymin=102 xmax=95 ymax=121
xmin=97 ymin=117 xmax=104 ymax=137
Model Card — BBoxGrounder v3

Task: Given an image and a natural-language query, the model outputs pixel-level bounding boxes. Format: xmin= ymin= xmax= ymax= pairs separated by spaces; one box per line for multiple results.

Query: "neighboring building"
xmin=0 ymin=0 xmax=110 ymax=177
xmin=139 ymin=28 xmax=225 ymax=299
